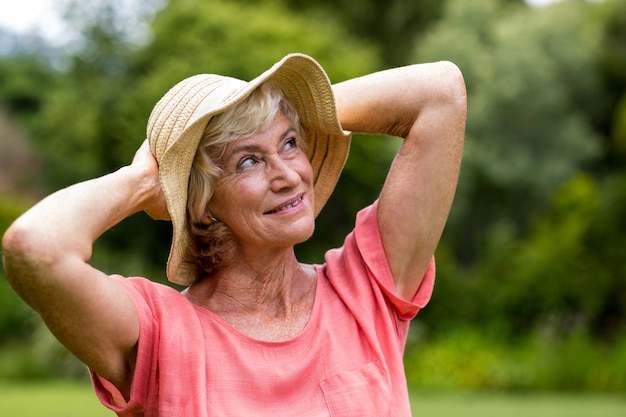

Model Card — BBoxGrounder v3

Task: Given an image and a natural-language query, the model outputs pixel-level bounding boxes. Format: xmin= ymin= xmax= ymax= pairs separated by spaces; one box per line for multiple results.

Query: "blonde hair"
xmin=184 ymin=83 xmax=304 ymax=281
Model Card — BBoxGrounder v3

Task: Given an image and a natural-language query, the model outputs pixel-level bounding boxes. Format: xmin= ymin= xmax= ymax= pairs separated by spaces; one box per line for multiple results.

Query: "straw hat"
xmin=147 ymin=53 xmax=351 ymax=286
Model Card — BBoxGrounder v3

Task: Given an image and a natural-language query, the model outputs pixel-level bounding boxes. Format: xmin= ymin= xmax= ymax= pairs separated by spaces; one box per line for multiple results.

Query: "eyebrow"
xmin=225 ymin=126 xmax=297 ymax=160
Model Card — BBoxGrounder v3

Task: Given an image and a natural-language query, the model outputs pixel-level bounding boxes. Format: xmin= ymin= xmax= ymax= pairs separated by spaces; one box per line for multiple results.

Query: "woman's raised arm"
xmin=333 ymin=61 xmax=467 ymax=301
xmin=1 ymin=140 xmax=167 ymax=397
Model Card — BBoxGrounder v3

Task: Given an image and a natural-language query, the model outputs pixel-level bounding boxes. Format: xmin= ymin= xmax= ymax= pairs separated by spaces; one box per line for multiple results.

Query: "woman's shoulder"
xmin=108 ymin=274 xmax=188 ymax=308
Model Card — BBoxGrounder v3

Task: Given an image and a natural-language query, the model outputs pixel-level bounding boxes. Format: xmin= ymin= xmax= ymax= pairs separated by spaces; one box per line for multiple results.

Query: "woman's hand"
xmin=130 ymin=140 xmax=170 ymax=221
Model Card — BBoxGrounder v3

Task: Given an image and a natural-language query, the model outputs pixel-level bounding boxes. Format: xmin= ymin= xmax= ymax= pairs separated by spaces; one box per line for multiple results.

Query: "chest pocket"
xmin=320 ymin=359 xmax=391 ymax=417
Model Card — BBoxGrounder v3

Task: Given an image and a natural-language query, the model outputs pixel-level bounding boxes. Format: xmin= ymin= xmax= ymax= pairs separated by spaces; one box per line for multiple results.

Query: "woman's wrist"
xmin=117 ymin=161 xmax=169 ymax=221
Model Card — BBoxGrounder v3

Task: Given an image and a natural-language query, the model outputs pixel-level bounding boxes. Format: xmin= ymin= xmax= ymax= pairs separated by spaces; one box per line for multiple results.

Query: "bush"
xmin=0 ymin=194 xmax=35 ymax=342
xmin=404 ymin=327 xmax=626 ymax=392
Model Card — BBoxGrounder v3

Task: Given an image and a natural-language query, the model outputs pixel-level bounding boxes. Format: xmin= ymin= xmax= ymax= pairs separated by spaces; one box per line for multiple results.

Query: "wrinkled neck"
xmin=185 ymin=250 xmax=315 ymax=318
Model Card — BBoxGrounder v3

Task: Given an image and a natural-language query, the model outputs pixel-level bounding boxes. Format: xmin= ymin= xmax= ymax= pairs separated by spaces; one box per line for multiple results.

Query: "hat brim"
xmin=148 ymin=53 xmax=351 ymax=286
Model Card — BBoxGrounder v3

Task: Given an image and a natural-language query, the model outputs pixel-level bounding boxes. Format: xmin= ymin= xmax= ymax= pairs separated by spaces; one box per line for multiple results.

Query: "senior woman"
xmin=3 ymin=53 xmax=466 ymax=416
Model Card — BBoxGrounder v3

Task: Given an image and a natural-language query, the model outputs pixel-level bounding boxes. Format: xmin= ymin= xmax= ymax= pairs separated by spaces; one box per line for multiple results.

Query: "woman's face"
xmin=207 ymin=112 xmax=315 ymax=254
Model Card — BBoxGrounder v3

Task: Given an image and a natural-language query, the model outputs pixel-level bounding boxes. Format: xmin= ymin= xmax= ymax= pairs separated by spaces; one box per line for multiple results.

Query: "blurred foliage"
xmin=1 ymin=0 xmax=625 ymax=390
xmin=599 ymin=0 xmax=626 ymax=166
xmin=276 ymin=0 xmax=526 ymax=66
xmin=0 ymin=196 xmax=36 ymax=342
xmin=267 ymin=0 xmax=445 ymax=66
xmin=423 ymin=172 xmax=626 ymax=339
xmin=413 ymin=0 xmax=604 ymax=262
xmin=413 ymin=0 xmax=626 ymax=343
xmin=404 ymin=327 xmax=626 ymax=392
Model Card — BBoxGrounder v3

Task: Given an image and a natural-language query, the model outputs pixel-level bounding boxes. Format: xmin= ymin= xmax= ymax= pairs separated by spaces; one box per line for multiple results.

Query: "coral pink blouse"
xmin=91 ymin=201 xmax=435 ymax=416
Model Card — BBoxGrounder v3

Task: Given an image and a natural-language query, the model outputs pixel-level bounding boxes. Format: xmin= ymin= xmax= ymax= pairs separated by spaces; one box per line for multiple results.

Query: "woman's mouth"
xmin=264 ymin=195 xmax=303 ymax=214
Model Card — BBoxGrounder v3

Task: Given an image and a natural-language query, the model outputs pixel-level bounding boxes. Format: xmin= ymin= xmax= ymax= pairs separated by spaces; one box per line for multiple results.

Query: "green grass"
xmin=1 ymin=381 xmax=625 ymax=416
xmin=0 ymin=381 xmax=113 ymax=417
xmin=410 ymin=389 xmax=626 ymax=417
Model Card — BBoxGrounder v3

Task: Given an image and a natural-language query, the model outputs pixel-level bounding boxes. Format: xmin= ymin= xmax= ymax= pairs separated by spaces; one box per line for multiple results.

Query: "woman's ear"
xmin=199 ymin=209 xmax=218 ymax=225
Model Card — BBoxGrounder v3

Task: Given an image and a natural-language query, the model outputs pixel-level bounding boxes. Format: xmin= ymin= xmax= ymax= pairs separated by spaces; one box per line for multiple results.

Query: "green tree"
xmin=266 ymin=0 xmax=444 ymax=66
xmin=413 ymin=0 xmax=626 ymax=341
xmin=413 ymin=0 xmax=604 ymax=263
xmin=478 ymin=173 xmax=625 ymax=338
xmin=597 ymin=0 xmax=626 ymax=167
xmin=261 ymin=0 xmax=526 ymax=66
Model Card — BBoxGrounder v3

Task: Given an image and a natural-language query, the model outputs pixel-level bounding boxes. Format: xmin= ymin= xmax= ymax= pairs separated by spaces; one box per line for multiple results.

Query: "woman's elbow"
xmin=434 ymin=61 xmax=467 ymax=110
xmin=2 ymin=220 xmax=41 ymax=290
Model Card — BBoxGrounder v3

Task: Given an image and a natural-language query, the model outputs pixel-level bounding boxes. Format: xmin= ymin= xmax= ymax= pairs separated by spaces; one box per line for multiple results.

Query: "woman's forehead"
xmin=223 ymin=113 xmax=293 ymax=151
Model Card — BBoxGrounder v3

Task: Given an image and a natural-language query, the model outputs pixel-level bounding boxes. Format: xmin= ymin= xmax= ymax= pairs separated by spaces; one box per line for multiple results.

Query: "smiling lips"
xmin=264 ymin=195 xmax=304 ymax=215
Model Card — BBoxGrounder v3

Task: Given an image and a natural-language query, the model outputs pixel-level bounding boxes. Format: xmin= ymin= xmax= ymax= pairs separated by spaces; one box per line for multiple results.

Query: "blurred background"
xmin=0 ymin=0 xmax=625 ymax=406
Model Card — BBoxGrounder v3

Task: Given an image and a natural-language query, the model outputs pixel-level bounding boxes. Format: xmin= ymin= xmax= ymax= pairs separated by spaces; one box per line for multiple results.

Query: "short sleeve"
xmin=90 ymin=276 xmax=167 ymax=416
xmin=351 ymin=200 xmax=435 ymax=320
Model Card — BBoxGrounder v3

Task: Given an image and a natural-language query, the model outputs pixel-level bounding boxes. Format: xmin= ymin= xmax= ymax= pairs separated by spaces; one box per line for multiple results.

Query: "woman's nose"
xmin=268 ymin=157 xmax=301 ymax=191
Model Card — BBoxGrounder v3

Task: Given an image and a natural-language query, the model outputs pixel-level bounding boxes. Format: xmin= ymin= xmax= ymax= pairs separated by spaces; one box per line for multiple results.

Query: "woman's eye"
xmin=284 ymin=137 xmax=298 ymax=151
xmin=237 ymin=156 xmax=258 ymax=170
